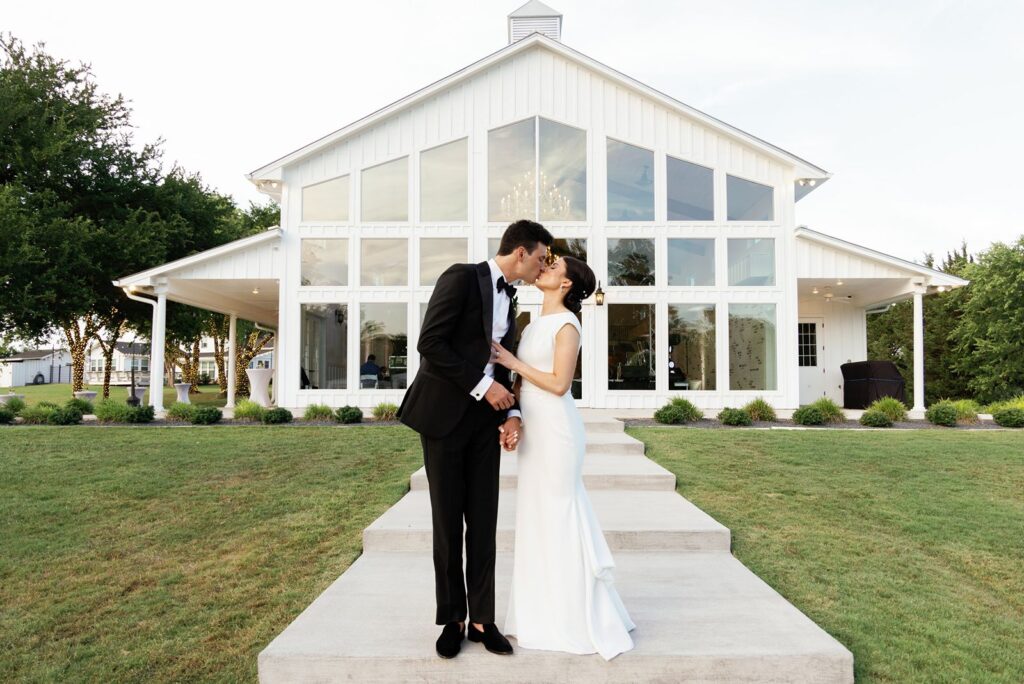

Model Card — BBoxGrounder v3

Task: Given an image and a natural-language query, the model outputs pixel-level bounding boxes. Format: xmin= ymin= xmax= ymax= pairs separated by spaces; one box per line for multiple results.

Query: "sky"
xmin=6 ymin=0 xmax=1023 ymax=265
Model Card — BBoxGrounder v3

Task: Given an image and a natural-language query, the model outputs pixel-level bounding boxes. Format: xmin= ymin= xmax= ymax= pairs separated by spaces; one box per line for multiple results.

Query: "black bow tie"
xmin=496 ymin=276 xmax=517 ymax=298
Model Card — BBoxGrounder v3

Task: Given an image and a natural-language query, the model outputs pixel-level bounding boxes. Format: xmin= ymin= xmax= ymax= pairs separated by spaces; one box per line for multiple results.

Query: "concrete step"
xmin=410 ymin=452 xmax=676 ymax=491
xmin=579 ymin=413 xmax=625 ymax=433
xmin=258 ymin=550 xmax=854 ymax=683
xmin=584 ymin=431 xmax=645 ymax=455
xmin=363 ymin=489 xmax=730 ymax=553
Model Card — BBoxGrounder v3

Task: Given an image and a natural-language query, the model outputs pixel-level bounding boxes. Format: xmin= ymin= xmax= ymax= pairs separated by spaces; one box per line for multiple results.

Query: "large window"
xmin=361 ymin=239 xmax=408 ymax=286
xmin=361 ymin=157 xmax=408 ymax=222
xmin=300 ymin=304 xmax=347 ymax=390
xmin=301 ymin=239 xmax=348 ymax=286
xmin=420 ymin=238 xmax=467 ymax=286
xmin=420 ymin=138 xmax=467 ymax=222
xmin=667 ymin=157 xmax=713 ymax=220
xmin=668 ymin=238 xmax=715 ymax=286
xmin=489 ymin=119 xmax=535 ymax=222
xmin=728 ymin=238 xmax=775 ymax=286
xmin=668 ymin=304 xmax=716 ymax=391
xmin=551 ymin=238 xmax=588 ymax=263
xmin=539 ymin=118 xmax=586 ymax=221
xmin=729 ymin=303 xmax=777 ymax=390
xmin=360 ymin=303 xmax=408 ymax=389
xmin=607 ymin=139 xmax=654 ymax=221
xmin=608 ymin=238 xmax=655 ymax=286
xmin=302 ymin=175 xmax=349 ymax=222
xmin=608 ymin=304 xmax=655 ymax=390
xmin=727 ymin=175 xmax=773 ymax=221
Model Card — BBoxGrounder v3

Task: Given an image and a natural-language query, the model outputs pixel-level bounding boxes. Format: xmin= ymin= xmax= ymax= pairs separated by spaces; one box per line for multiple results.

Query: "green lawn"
xmin=632 ymin=428 xmax=1024 ymax=683
xmin=2 ymin=382 xmax=227 ymax=408
xmin=0 ymin=425 xmax=421 ymax=682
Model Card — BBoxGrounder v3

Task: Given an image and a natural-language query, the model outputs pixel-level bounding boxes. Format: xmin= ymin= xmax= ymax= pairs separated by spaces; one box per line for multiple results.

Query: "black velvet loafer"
xmin=436 ymin=621 xmax=465 ymax=658
xmin=467 ymin=623 xmax=513 ymax=655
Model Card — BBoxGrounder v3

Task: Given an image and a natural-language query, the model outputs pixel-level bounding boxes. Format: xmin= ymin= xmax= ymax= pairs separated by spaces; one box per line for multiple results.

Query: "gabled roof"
xmin=509 ymin=1 xmax=562 ymax=17
xmin=2 ymin=349 xmax=63 ymax=362
xmin=248 ymin=32 xmax=830 ymax=185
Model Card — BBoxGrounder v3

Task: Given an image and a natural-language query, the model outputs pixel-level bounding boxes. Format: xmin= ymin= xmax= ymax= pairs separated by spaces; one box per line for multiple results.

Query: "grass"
xmin=1 ymin=382 xmax=228 ymax=409
xmin=631 ymin=428 xmax=1024 ymax=683
xmin=0 ymin=425 xmax=421 ymax=682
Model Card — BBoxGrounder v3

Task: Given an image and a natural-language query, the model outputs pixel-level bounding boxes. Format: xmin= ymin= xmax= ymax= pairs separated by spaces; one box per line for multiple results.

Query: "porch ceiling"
xmin=797 ymin=277 xmax=921 ymax=309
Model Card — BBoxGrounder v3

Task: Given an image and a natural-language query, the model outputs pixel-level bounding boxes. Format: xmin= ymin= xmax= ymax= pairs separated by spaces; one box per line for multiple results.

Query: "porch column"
xmin=227 ymin=313 xmax=238 ymax=408
xmin=912 ymin=289 xmax=925 ymax=412
xmin=151 ymin=280 xmax=168 ymax=413
xmin=271 ymin=339 xmax=279 ymax=405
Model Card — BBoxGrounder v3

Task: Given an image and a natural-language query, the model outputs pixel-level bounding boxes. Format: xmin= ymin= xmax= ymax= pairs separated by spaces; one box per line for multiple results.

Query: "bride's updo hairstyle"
xmin=561 ymin=256 xmax=596 ymax=315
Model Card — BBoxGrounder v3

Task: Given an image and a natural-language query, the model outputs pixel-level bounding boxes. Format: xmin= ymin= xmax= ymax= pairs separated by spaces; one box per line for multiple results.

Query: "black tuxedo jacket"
xmin=398 ymin=261 xmax=518 ymax=439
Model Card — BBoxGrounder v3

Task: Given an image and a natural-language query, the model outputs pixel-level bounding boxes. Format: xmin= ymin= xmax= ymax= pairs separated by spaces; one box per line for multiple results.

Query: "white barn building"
xmin=114 ymin=3 xmax=966 ymax=415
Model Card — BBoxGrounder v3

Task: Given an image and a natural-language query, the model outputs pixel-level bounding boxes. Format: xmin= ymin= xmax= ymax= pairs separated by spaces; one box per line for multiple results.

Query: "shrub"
xmin=4 ymin=397 xmax=26 ymax=415
xmin=950 ymin=399 xmax=980 ymax=424
xmin=925 ymin=401 xmax=958 ymax=427
xmin=743 ymin=397 xmax=776 ymax=422
xmin=166 ymin=402 xmax=196 ymax=421
xmin=303 ymin=404 xmax=335 ymax=421
xmin=19 ymin=405 xmax=55 ymax=425
xmin=198 ymin=372 xmax=212 ymax=386
xmin=984 ymin=395 xmax=1024 ymax=414
xmin=65 ymin=398 xmax=94 ymax=415
xmin=233 ymin=399 xmax=266 ymax=422
xmin=262 ymin=407 xmax=293 ymax=424
xmin=191 ymin=406 xmax=223 ymax=425
xmin=993 ymin=407 xmax=1024 ymax=428
xmin=335 ymin=405 xmax=363 ymax=424
xmin=792 ymin=405 xmax=825 ymax=426
xmin=866 ymin=396 xmax=908 ymax=422
xmin=373 ymin=402 xmax=399 ymax=421
xmin=809 ymin=397 xmax=844 ymax=423
xmin=859 ymin=409 xmax=893 ymax=428
xmin=48 ymin=406 xmax=83 ymax=425
xmin=654 ymin=397 xmax=703 ymax=425
xmin=125 ymin=405 xmax=155 ymax=424
xmin=0 ymin=406 xmax=15 ymax=425
xmin=718 ymin=407 xmax=753 ymax=426
xmin=37 ymin=401 xmax=59 ymax=409
xmin=94 ymin=398 xmax=131 ymax=423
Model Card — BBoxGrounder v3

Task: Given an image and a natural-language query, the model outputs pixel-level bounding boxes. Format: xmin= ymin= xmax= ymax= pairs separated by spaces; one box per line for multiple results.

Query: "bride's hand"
xmin=491 ymin=341 xmax=519 ymax=371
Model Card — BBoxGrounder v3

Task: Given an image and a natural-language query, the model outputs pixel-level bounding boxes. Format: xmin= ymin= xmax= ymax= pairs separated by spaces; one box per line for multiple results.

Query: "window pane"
xmin=608 ymin=238 xmax=655 ymax=286
xmin=302 ymin=176 xmax=349 ymax=222
xmin=539 ymin=118 xmax=586 ymax=221
xmin=301 ymin=239 xmax=348 ymax=286
xmin=798 ymin=322 xmax=818 ymax=367
xmin=729 ymin=304 xmax=777 ymax=390
xmin=489 ymin=119 xmax=536 ymax=222
xmin=361 ymin=157 xmax=408 ymax=222
xmin=420 ymin=138 xmax=468 ymax=221
xmin=608 ymin=304 xmax=655 ymax=390
xmin=668 ymin=304 xmax=716 ymax=390
xmin=360 ymin=303 xmax=408 ymax=389
xmin=668 ymin=238 xmax=715 ymax=286
xmin=607 ymin=139 xmax=654 ymax=221
xmin=728 ymin=238 xmax=775 ymax=286
xmin=300 ymin=304 xmax=347 ymax=389
xmin=420 ymin=238 xmax=467 ymax=286
xmin=488 ymin=237 xmax=500 ymax=257
xmin=667 ymin=157 xmax=713 ymax=220
xmin=727 ymin=175 xmax=773 ymax=221
xmin=361 ymin=239 xmax=408 ymax=286
xmin=551 ymin=238 xmax=587 ymax=263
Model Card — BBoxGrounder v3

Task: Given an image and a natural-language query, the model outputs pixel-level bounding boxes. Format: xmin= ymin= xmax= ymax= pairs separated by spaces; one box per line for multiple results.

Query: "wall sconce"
xmin=334 ymin=308 xmax=346 ymax=325
xmin=594 ymin=281 xmax=605 ymax=306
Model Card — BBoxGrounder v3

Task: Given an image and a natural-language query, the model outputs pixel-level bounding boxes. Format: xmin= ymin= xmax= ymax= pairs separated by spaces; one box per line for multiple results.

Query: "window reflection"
xmin=361 ymin=239 xmax=408 ymax=286
xmin=607 ymin=139 xmax=654 ymax=221
xmin=420 ymin=138 xmax=468 ymax=222
xmin=300 ymin=304 xmax=347 ymax=389
xmin=489 ymin=119 xmax=535 ymax=222
xmin=728 ymin=238 xmax=775 ymax=286
xmin=301 ymin=239 xmax=348 ymax=286
xmin=302 ymin=175 xmax=349 ymax=222
xmin=420 ymin=238 xmax=467 ymax=286
xmin=362 ymin=157 xmax=408 ymax=222
xmin=668 ymin=238 xmax=714 ymax=286
xmin=608 ymin=304 xmax=655 ymax=390
xmin=550 ymin=238 xmax=588 ymax=262
xmin=360 ymin=303 xmax=408 ymax=389
xmin=667 ymin=157 xmax=713 ymax=221
xmin=608 ymin=238 xmax=655 ymax=286
xmin=729 ymin=303 xmax=777 ymax=390
xmin=539 ymin=118 xmax=586 ymax=221
xmin=668 ymin=304 xmax=716 ymax=391
xmin=727 ymin=175 xmax=773 ymax=221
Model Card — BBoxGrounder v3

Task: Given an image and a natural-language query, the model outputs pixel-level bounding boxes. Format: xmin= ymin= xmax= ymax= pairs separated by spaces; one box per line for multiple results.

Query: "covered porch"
xmin=112 ymin=228 xmax=282 ymax=413
xmin=794 ymin=227 xmax=969 ymax=415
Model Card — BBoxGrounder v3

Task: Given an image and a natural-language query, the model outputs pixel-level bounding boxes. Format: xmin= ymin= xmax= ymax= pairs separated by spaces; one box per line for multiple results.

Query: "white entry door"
xmin=798 ymin=318 xmax=827 ymax=404
xmin=513 ymin=305 xmax=591 ymax=407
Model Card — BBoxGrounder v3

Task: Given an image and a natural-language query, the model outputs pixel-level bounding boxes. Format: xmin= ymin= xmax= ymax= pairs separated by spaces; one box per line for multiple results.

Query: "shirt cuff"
xmin=470 ymin=375 xmax=493 ymax=400
xmin=507 ymin=409 xmax=522 ymax=421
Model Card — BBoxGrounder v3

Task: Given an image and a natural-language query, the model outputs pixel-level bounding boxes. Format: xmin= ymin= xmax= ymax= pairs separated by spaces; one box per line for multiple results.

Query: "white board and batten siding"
xmin=169 ymin=237 xmax=281 ymax=281
xmin=797 ymin=299 xmax=866 ymax=405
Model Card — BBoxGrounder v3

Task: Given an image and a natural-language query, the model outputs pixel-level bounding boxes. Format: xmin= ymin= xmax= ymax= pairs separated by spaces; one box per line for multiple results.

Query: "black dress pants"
xmin=421 ymin=398 xmax=503 ymax=625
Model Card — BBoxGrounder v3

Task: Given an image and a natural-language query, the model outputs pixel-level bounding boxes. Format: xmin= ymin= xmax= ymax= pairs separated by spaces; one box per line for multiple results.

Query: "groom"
xmin=398 ymin=219 xmax=554 ymax=658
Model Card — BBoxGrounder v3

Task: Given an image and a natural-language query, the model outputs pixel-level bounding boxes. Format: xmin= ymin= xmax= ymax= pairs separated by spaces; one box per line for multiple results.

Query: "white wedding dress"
xmin=503 ymin=311 xmax=635 ymax=661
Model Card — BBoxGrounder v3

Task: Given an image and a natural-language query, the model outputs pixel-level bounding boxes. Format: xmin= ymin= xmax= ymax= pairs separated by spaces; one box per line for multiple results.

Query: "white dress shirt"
xmin=470 ymin=259 xmax=522 ymax=421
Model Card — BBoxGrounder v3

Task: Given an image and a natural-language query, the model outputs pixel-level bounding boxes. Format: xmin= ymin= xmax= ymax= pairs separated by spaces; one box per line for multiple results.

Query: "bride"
xmin=490 ymin=255 xmax=636 ymax=661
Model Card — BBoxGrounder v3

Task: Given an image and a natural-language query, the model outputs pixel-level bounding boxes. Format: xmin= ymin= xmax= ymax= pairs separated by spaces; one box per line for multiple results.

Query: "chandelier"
xmin=499 ymin=168 xmax=573 ymax=220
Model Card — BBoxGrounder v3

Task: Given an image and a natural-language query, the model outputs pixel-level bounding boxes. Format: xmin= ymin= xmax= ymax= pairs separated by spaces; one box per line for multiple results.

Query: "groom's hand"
xmin=484 ymin=381 xmax=515 ymax=410
xmin=498 ymin=417 xmax=521 ymax=451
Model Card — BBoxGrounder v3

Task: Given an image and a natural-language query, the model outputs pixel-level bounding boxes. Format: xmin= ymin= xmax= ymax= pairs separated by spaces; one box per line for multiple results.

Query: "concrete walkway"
xmin=258 ymin=412 xmax=854 ymax=683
